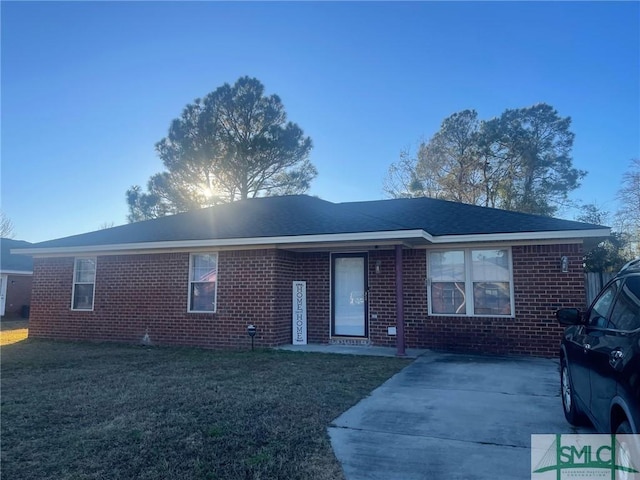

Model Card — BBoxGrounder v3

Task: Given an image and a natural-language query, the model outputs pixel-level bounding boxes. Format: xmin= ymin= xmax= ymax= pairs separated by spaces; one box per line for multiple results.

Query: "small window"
xmin=72 ymin=258 xmax=96 ymax=310
xmin=188 ymin=253 xmax=218 ymax=313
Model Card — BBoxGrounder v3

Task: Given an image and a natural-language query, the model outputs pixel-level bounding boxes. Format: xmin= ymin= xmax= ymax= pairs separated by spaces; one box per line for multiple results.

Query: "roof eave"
xmin=428 ymin=227 xmax=611 ymax=244
xmin=12 ymin=230 xmax=426 ymax=257
xmin=12 ymin=227 xmax=610 ymax=257
xmin=0 ymin=269 xmax=34 ymax=275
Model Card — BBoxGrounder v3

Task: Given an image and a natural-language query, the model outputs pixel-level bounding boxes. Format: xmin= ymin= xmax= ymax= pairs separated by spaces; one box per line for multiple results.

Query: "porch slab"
xmin=275 ymin=344 xmax=428 ymax=358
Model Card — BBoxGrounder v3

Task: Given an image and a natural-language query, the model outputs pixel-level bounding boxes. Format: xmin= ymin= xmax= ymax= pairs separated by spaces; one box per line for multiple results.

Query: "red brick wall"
xmin=295 ymin=252 xmax=331 ymax=343
xmin=414 ymin=243 xmax=583 ymax=357
xmin=30 ymin=250 xmax=293 ymax=349
xmin=3 ymin=274 xmax=32 ymax=318
xmin=363 ymin=244 xmax=584 ymax=357
xmin=29 ymin=243 xmax=584 ymax=357
xmin=367 ymin=250 xmax=393 ymax=345
xmin=272 ymin=250 xmax=297 ymax=345
xmin=368 ymin=249 xmax=429 ymax=347
xmin=215 ymin=249 xmax=282 ymax=348
xmin=30 ymin=257 xmax=74 ymax=337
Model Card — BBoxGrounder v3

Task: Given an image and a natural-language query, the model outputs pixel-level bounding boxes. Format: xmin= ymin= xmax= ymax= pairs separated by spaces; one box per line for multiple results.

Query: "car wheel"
xmin=615 ymin=421 xmax=637 ymax=480
xmin=560 ymin=358 xmax=587 ymax=426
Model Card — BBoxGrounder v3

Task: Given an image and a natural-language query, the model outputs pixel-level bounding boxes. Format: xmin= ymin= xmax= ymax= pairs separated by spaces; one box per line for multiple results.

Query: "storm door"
xmin=331 ymin=253 xmax=368 ymax=337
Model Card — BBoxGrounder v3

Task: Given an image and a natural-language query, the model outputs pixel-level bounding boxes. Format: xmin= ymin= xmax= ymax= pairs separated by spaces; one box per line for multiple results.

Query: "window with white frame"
xmin=72 ymin=258 xmax=96 ymax=310
xmin=188 ymin=253 xmax=218 ymax=313
xmin=428 ymin=248 xmax=513 ymax=317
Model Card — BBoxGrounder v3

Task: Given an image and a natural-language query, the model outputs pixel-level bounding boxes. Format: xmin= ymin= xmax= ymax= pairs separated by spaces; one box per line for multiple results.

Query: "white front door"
xmin=0 ymin=275 xmax=7 ymax=316
xmin=332 ymin=253 xmax=368 ymax=337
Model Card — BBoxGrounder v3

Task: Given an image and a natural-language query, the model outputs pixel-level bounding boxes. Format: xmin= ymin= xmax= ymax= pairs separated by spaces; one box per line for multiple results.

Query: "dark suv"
xmin=557 ymin=259 xmax=640 ymax=434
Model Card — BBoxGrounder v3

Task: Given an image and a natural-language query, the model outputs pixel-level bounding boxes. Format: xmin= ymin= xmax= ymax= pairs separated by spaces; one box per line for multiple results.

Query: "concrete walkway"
xmin=328 ymin=351 xmax=593 ymax=480
xmin=276 ymin=343 xmax=428 ymax=358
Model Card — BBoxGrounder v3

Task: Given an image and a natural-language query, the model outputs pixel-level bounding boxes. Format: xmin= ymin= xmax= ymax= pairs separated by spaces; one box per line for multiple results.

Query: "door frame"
xmin=330 ymin=252 xmax=369 ymax=338
xmin=0 ymin=274 xmax=7 ymax=317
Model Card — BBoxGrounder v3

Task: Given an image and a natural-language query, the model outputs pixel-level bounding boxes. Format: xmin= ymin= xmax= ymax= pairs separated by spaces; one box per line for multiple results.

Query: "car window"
xmin=587 ymin=281 xmax=619 ymax=328
xmin=609 ymin=276 xmax=640 ymax=331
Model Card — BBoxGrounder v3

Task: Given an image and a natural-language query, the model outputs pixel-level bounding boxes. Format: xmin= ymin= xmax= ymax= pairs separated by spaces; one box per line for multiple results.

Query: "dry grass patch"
xmin=0 ymin=319 xmax=29 ymax=346
xmin=1 ymin=339 xmax=409 ymax=480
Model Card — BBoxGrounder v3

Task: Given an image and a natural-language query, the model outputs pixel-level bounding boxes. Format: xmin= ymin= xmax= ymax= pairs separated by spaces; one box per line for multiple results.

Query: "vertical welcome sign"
xmin=292 ymin=281 xmax=307 ymax=345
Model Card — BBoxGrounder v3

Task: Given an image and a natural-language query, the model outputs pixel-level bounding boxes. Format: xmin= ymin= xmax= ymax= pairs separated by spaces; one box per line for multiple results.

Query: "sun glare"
xmin=0 ymin=326 xmax=28 ymax=346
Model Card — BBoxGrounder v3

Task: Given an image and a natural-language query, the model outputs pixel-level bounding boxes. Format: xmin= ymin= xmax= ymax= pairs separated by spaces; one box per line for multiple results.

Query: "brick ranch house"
xmin=15 ymin=195 xmax=609 ymax=357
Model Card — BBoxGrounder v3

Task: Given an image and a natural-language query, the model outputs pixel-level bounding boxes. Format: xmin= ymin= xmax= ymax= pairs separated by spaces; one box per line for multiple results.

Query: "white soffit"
xmin=12 ymin=227 xmax=610 ymax=257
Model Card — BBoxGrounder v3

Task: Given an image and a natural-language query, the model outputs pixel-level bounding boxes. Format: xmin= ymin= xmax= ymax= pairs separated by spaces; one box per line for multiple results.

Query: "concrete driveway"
xmin=328 ymin=351 xmax=593 ymax=480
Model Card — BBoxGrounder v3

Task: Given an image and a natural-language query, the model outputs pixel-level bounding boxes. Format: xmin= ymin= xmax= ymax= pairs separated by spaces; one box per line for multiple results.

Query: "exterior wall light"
xmin=375 ymin=260 xmax=382 ymax=274
xmin=561 ymin=256 xmax=569 ymax=273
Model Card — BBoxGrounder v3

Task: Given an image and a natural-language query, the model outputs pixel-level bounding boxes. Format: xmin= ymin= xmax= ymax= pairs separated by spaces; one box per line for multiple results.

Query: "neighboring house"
xmin=14 ymin=195 xmax=609 ymax=356
xmin=1 ymin=238 xmax=33 ymax=319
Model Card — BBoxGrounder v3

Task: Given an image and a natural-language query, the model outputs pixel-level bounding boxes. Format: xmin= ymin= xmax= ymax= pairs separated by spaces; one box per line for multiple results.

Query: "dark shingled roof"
xmin=344 ymin=197 xmax=604 ymax=236
xmin=1 ymin=239 xmax=33 ymax=271
xmin=24 ymin=195 xmax=606 ymax=250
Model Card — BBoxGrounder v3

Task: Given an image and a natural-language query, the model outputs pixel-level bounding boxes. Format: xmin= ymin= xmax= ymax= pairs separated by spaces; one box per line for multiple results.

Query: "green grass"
xmin=1 ymin=338 xmax=409 ymax=480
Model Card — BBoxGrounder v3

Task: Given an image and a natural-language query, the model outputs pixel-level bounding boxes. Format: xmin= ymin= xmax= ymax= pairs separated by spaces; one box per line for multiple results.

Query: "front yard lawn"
xmin=1 ymin=339 xmax=409 ymax=480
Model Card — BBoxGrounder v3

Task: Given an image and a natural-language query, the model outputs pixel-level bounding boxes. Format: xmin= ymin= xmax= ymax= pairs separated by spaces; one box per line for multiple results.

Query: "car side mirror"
xmin=556 ymin=308 xmax=583 ymax=326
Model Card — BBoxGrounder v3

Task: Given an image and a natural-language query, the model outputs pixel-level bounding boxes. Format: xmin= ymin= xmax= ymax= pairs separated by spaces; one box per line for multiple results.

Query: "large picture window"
xmin=188 ymin=253 xmax=218 ymax=313
xmin=72 ymin=258 xmax=96 ymax=310
xmin=428 ymin=249 xmax=513 ymax=317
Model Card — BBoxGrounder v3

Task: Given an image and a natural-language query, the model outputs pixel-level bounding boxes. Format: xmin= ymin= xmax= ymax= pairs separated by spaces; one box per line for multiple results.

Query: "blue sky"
xmin=2 ymin=1 xmax=638 ymax=243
